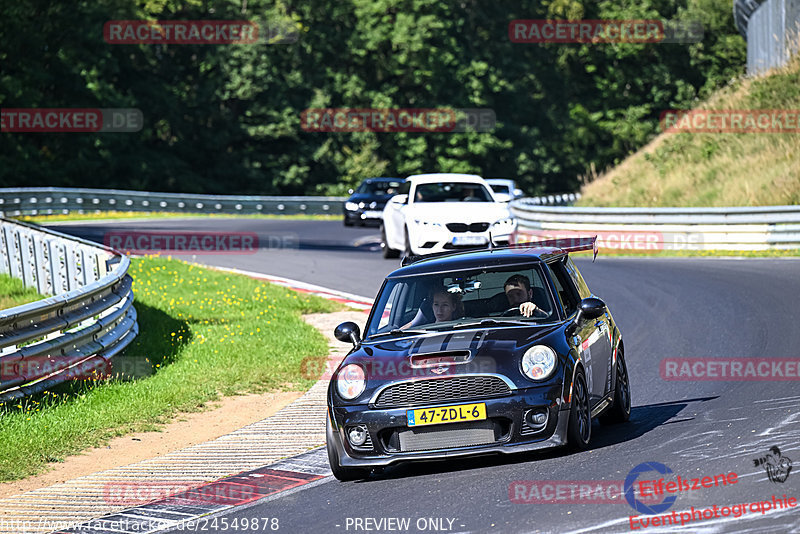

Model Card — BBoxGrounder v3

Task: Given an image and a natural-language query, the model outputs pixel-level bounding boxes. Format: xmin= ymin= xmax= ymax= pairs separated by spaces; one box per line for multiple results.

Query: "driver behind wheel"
xmin=503 ymin=274 xmax=541 ymax=318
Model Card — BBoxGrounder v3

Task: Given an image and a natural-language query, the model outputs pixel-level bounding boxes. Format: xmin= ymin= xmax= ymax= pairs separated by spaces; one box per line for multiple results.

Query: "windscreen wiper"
xmin=369 ymin=328 xmax=429 ymax=339
xmin=449 ymin=319 xmax=534 ymax=330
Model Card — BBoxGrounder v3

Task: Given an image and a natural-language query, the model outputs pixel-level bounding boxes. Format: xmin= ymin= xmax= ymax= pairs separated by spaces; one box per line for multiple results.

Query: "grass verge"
xmin=0 ymin=274 xmax=43 ymax=309
xmin=578 ymin=55 xmax=800 ymax=207
xmin=0 ymin=256 xmax=340 ymax=482
xmin=17 ymin=212 xmax=340 ymax=224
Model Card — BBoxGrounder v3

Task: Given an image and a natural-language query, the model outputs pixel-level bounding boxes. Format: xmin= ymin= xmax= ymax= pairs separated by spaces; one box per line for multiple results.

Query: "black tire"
xmin=403 ymin=226 xmax=413 ymax=258
xmin=567 ymin=367 xmax=591 ymax=450
xmin=326 ymin=418 xmax=370 ymax=482
xmin=344 ymin=217 xmax=355 ymax=227
xmin=599 ymin=347 xmax=631 ymax=425
xmin=381 ymin=225 xmax=400 ymax=259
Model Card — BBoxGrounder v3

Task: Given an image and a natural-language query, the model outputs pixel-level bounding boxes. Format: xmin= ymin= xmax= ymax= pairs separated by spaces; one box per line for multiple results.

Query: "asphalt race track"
xmin=51 ymin=218 xmax=800 ymax=534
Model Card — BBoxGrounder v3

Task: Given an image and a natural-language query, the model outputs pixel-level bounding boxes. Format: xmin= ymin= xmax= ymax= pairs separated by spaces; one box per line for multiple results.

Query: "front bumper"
xmin=409 ymin=224 xmax=515 ymax=254
xmin=328 ymin=384 xmax=569 ymax=468
xmin=344 ymin=207 xmax=384 ymax=225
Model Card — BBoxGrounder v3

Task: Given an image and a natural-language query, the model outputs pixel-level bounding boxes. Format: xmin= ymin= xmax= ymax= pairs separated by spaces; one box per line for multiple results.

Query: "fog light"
xmin=347 ymin=425 xmax=368 ymax=446
xmin=525 ymin=408 xmax=548 ymax=428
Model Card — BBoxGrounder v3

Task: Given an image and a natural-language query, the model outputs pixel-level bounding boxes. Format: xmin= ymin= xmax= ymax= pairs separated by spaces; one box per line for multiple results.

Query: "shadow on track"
xmin=356 ymin=396 xmax=719 ymax=483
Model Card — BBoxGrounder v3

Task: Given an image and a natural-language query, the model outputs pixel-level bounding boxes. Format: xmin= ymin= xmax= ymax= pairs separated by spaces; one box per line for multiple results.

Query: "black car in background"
xmin=343 ymin=177 xmax=405 ymax=226
xmin=326 ymin=238 xmax=631 ymax=481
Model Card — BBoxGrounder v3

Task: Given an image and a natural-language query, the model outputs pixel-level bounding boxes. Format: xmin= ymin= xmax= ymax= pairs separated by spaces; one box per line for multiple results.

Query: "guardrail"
xmin=509 ymin=201 xmax=800 ymax=251
xmin=0 ymin=187 xmax=346 ymax=217
xmin=0 ymin=217 xmax=138 ymax=402
xmin=0 ymin=188 xmax=579 ymax=218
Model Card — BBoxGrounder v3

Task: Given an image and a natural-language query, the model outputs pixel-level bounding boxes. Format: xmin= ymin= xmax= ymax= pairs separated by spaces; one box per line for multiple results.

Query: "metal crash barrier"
xmin=0 ymin=217 xmax=138 ymax=402
xmin=510 ymin=201 xmax=800 ymax=252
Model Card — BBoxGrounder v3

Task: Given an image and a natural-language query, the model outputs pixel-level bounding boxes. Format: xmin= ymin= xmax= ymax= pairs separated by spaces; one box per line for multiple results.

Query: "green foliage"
xmin=0 ymin=0 xmax=744 ymax=194
xmin=0 ymin=274 xmax=43 ymax=309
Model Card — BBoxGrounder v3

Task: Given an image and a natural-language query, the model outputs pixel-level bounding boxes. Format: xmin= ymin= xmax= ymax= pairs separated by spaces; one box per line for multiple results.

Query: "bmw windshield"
xmin=356 ymin=179 xmax=403 ymax=195
xmin=366 ymin=264 xmax=556 ymax=337
xmin=413 ymin=182 xmax=494 ymax=203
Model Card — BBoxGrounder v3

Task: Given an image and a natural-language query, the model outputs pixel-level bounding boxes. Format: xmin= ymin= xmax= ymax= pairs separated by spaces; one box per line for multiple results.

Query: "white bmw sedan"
xmin=380 ymin=173 xmax=516 ymax=258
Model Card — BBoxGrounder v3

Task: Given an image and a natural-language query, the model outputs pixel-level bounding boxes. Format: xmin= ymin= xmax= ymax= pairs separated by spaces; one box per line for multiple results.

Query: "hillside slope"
xmin=578 ymin=56 xmax=800 ymax=207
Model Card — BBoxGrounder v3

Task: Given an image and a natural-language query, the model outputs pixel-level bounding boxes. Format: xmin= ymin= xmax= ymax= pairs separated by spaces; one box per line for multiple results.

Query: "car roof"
xmin=486 ymin=178 xmax=514 ymax=184
xmin=406 ymin=173 xmax=486 ymax=184
xmin=362 ymin=177 xmax=405 ymax=182
xmin=387 ymin=247 xmax=565 ymax=278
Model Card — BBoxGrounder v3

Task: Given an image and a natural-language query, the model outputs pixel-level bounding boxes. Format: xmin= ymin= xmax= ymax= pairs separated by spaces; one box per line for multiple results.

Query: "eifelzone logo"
xmin=754 ymin=446 xmax=793 ymax=483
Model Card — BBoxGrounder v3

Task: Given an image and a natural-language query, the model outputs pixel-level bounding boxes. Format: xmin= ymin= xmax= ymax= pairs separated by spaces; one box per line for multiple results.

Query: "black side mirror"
xmin=579 ymin=297 xmax=606 ymax=320
xmin=566 ymin=297 xmax=606 ymax=335
xmin=334 ymin=321 xmax=361 ymax=347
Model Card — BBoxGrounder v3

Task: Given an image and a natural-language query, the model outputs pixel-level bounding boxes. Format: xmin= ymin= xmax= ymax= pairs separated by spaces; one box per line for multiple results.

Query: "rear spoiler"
xmin=516 ymin=236 xmax=598 ymax=261
xmin=401 ymin=236 xmax=599 ymax=267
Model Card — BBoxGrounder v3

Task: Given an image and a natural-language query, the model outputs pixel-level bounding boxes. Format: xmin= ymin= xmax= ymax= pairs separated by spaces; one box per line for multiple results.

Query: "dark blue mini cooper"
xmin=326 ymin=239 xmax=630 ymax=480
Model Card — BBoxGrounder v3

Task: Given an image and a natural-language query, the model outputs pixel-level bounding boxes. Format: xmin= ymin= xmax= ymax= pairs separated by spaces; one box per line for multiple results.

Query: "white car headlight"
xmin=492 ymin=217 xmax=515 ymax=227
xmin=345 ymin=202 xmax=359 ymax=211
xmin=521 ymin=345 xmax=557 ymax=380
xmin=336 ymin=364 xmax=366 ymax=400
xmin=413 ymin=219 xmax=442 ymax=228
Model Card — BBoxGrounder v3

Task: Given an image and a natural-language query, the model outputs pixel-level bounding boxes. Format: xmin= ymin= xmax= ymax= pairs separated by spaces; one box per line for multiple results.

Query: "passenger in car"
xmin=430 ymin=288 xmax=464 ymax=322
xmin=403 ymin=286 xmax=463 ymax=327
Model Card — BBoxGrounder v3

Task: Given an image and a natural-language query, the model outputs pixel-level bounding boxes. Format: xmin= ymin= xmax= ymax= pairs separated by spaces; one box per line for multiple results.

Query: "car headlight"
xmin=413 ymin=219 xmax=442 ymax=228
xmin=336 ymin=364 xmax=366 ymax=400
xmin=521 ymin=345 xmax=557 ymax=380
xmin=492 ymin=217 xmax=516 ymax=227
xmin=345 ymin=202 xmax=359 ymax=211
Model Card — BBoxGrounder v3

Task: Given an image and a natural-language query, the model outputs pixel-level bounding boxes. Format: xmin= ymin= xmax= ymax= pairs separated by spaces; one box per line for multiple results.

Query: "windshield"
xmin=413 ymin=182 xmax=494 ymax=203
xmin=356 ymin=180 xmax=404 ymax=195
xmin=366 ymin=264 xmax=555 ymax=337
xmin=490 ymin=184 xmax=510 ymax=194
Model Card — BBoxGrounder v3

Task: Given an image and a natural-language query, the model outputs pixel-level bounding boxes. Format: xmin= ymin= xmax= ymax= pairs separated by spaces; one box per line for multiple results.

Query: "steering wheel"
xmin=501 ymin=306 xmax=548 ymax=318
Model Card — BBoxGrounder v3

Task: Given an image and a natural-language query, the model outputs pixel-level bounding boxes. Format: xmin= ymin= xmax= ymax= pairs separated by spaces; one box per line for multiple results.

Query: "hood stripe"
xmin=439 ymin=333 xmax=454 ymax=352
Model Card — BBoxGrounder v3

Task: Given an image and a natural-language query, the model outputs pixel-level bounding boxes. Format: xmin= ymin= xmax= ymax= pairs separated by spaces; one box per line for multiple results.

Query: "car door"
xmin=384 ymin=182 xmax=410 ymax=249
xmin=563 ymin=257 xmax=614 ymax=399
xmin=547 ymin=258 xmax=611 ymax=408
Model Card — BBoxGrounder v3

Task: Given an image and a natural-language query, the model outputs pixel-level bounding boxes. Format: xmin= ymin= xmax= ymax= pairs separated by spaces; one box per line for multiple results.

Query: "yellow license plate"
xmin=407 ymin=403 xmax=486 ymax=427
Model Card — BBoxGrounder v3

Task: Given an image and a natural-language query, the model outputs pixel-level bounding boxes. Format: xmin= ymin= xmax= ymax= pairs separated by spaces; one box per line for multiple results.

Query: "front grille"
xmin=398 ymin=420 xmax=497 ymax=452
xmin=446 ymin=222 xmax=490 ymax=233
xmin=373 ymin=376 xmax=511 ymax=408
